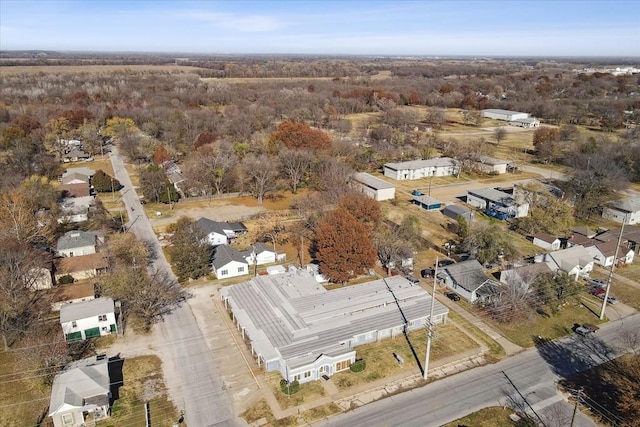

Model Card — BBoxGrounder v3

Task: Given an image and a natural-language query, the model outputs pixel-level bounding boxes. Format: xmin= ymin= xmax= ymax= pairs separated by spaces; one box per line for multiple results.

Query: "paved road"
xmin=314 ymin=313 xmax=640 ymax=427
xmin=110 ymin=148 xmax=238 ymax=426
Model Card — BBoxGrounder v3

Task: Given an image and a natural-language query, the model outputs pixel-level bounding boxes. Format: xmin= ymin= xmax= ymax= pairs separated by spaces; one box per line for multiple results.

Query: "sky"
xmin=1 ymin=0 xmax=639 ymax=57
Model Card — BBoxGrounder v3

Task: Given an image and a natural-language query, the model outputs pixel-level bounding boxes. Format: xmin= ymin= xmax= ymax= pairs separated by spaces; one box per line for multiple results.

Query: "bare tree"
xmin=0 ymin=238 xmax=52 ymax=348
xmin=242 ymin=154 xmax=279 ymax=204
xmin=278 ymin=148 xmax=312 ymax=193
xmin=183 ymin=141 xmax=237 ymax=203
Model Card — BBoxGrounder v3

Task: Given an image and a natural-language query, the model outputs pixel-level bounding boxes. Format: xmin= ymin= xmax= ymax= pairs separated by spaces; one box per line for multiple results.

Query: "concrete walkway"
xmin=433 ymin=292 xmax=523 ymax=356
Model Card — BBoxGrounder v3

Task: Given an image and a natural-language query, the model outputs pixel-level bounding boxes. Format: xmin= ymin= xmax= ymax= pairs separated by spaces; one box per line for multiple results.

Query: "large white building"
xmin=351 ymin=172 xmax=396 ymax=201
xmin=384 ymin=157 xmax=460 ymax=181
xmin=482 ymin=109 xmax=530 ymax=121
xmin=221 ymin=272 xmax=448 ymax=384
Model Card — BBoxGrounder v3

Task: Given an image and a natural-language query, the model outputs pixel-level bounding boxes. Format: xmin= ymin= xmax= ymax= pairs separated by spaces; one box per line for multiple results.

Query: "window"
xmin=304 ymin=371 xmax=311 ymax=378
xmin=98 ymin=314 xmax=107 ymax=321
xmin=335 ymin=360 xmax=351 ymax=372
xmin=62 ymin=413 xmax=74 ymax=426
xmin=293 ymin=374 xmax=301 ymax=382
xmin=220 ymin=269 xmax=228 ymax=276
xmin=238 ymin=266 xmax=245 ymax=273
xmin=71 ymin=321 xmax=77 ymax=328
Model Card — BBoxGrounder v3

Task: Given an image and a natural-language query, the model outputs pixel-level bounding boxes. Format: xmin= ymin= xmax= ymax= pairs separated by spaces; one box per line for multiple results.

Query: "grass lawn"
xmin=240 ymin=398 xmax=341 ymax=427
xmin=99 ymin=355 xmax=182 ymax=427
xmin=448 ymin=311 xmax=505 ymax=360
xmin=613 ymin=261 xmax=640 ymax=283
xmin=485 ymin=299 xmax=606 ymax=348
xmin=442 ymin=406 xmax=516 ymax=427
xmin=0 ymin=349 xmax=52 ymax=427
xmin=331 ymin=322 xmax=479 ymax=391
xmin=265 ymin=371 xmax=327 ymax=410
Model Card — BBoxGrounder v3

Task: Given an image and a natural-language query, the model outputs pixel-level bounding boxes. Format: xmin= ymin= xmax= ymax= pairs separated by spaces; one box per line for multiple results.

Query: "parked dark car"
xmin=445 ymin=292 xmax=461 ymax=301
xmin=437 ymin=259 xmax=456 ymax=268
xmin=420 ymin=268 xmax=434 ymax=278
xmin=590 ymin=288 xmax=605 ymax=297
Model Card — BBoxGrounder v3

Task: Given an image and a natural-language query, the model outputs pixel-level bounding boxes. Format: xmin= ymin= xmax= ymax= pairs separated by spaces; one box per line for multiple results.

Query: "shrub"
xmin=58 ymin=274 xmax=75 ymax=284
xmin=350 ymin=359 xmax=366 ymax=373
xmin=92 ymin=169 xmax=121 ymax=193
xmin=279 ymin=379 xmax=300 ymax=395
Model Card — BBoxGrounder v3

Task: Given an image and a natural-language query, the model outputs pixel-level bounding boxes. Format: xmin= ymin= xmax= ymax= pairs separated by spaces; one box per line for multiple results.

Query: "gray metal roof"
xmin=62 ymin=167 xmax=95 ymax=178
xmin=49 ymin=356 xmax=110 ymax=416
xmin=609 ymin=196 xmax=640 ymax=213
xmin=440 ymin=260 xmax=489 ymax=293
xmin=546 ymin=246 xmax=593 ymax=271
xmin=412 ymin=194 xmax=442 ymax=206
xmin=57 ymin=230 xmax=97 ymax=251
xmin=482 ymin=109 xmax=528 ymax=116
xmin=352 ymin=172 xmax=395 ymax=190
xmin=443 ymin=204 xmax=470 ymax=216
xmin=385 ymin=157 xmax=459 ymax=171
xmin=476 ymin=156 xmax=508 ymax=166
xmin=221 ymin=273 xmax=448 ymax=365
xmin=212 ymin=245 xmax=247 ymax=269
xmin=60 ymin=297 xmax=114 ymax=323
xmin=468 ymin=187 xmax=517 ymax=206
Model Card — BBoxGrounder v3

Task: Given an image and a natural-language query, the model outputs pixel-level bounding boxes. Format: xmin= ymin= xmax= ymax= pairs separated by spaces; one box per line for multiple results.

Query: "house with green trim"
xmin=60 ymin=297 xmax=117 ymax=342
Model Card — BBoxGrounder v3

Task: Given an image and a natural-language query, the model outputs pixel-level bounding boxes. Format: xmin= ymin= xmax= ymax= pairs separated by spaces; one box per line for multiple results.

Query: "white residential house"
xmin=242 ymin=242 xmax=285 ymax=266
xmin=57 ymin=230 xmax=98 ymax=257
xmin=221 ymin=273 xmax=448 ymax=385
xmin=351 ymin=172 xmax=396 ymax=201
xmin=543 ymin=246 xmax=594 ymax=280
xmin=195 ymin=218 xmax=248 ymax=246
xmin=48 ymin=355 xmax=112 ymax=427
xmin=384 ymin=157 xmax=460 ymax=181
xmin=532 ymin=232 xmax=561 ymax=251
xmin=60 ymin=297 xmax=117 ymax=342
xmin=499 ymin=263 xmax=553 ymax=288
xmin=212 ymin=245 xmax=250 ymax=279
xmin=602 ymin=196 xmax=640 ymax=225
xmin=585 ymin=240 xmax=635 ymax=267
xmin=58 ymin=196 xmax=95 ymax=224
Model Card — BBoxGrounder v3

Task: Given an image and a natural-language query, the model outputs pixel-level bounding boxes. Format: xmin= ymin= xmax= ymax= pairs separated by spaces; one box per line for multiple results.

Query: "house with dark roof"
xmin=60 ymin=298 xmax=117 ymax=342
xmin=585 ymin=239 xmax=635 ymax=267
xmin=532 ymin=232 xmax=561 ymax=251
xmin=57 ymin=231 xmax=98 ymax=257
xmin=221 ymin=273 xmax=448 ymax=384
xmin=195 ymin=218 xmax=248 ymax=246
xmin=212 ymin=245 xmax=249 ymax=279
xmin=437 ymin=260 xmax=501 ymax=303
xmin=48 ymin=355 xmax=112 ymax=427
xmin=62 ymin=148 xmax=92 ymax=163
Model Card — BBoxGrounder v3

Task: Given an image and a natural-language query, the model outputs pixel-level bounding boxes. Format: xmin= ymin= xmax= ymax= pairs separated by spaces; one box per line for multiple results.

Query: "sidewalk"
xmin=435 ymin=292 xmax=523 ymax=356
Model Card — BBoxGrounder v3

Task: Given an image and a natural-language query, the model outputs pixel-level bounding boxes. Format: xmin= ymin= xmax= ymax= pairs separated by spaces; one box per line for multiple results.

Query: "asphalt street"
xmin=110 ymin=148 xmax=238 ymax=426
xmin=314 ymin=313 xmax=640 ymax=427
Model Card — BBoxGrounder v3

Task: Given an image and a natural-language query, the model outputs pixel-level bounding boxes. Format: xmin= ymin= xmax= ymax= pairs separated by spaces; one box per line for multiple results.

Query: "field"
xmin=0 ymin=64 xmax=203 ymax=76
xmin=442 ymin=406 xmax=516 ymax=427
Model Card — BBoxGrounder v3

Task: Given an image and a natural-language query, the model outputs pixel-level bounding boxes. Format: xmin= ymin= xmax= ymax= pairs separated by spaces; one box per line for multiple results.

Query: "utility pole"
xmin=570 ymin=388 xmax=583 ymax=427
xmin=424 ymin=257 xmax=438 ymax=380
xmin=600 ymin=214 xmax=627 ymax=320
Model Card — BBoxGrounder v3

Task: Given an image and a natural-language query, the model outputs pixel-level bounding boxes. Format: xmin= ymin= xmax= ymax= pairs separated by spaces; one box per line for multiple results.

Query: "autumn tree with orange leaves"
xmin=267 ymin=121 xmax=332 ymax=152
xmin=315 ymin=208 xmax=376 ymax=283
